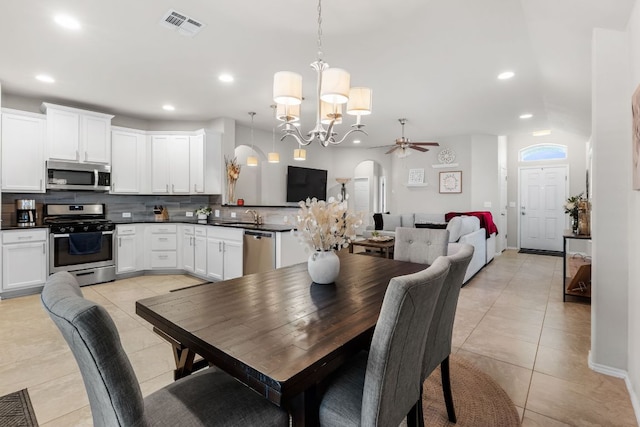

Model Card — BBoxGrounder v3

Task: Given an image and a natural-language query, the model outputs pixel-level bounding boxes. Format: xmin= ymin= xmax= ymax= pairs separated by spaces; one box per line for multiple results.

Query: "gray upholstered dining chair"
xmin=414 ymin=243 xmax=474 ymax=426
xmin=318 ymin=256 xmax=451 ymax=427
xmin=41 ymin=271 xmax=289 ymax=427
xmin=394 ymin=227 xmax=450 ymax=265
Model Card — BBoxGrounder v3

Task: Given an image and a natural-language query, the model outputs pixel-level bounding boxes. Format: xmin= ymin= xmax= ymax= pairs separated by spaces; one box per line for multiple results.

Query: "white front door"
xmin=519 ymin=166 xmax=568 ymax=251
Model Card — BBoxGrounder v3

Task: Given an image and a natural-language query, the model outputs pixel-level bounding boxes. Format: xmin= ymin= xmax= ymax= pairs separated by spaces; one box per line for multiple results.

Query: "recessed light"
xmin=36 ymin=74 xmax=55 ymax=83
xmin=162 ymin=104 xmax=175 ymax=111
xmin=532 ymin=129 xmax=551 ymax=136
xmin=54 ymin=14 xmax=81 ymax=30
xmin=497 ymin=71 xmax=515 ymax=80
xmin=519 ymin=113 xmax=533 ymax=119
xmin=353 ymin=139 xmax=361 ymax=144
xmin=218 ymin=74 xmax=234 ymax=83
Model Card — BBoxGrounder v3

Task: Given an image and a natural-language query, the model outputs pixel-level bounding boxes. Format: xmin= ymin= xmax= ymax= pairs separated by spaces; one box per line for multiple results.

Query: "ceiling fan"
xmin=382 ymin=118 xmax=439 ymax=156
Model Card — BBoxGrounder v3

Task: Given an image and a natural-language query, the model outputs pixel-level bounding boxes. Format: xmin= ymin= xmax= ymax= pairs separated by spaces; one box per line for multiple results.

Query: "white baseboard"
xmin=589 ymin=351 xmax=640 ymax=425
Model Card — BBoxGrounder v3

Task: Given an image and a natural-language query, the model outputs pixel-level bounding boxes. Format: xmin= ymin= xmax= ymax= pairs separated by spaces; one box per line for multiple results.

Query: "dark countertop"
xmin=111 ymin=218 xmax=295 ymax=233
xmin=1 ymin=224 xmax=50 ymax=231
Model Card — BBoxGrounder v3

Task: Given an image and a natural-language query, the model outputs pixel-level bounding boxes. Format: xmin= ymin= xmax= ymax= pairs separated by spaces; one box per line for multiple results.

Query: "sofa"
xmin=363 ymin=212 xmax=497 ymax=284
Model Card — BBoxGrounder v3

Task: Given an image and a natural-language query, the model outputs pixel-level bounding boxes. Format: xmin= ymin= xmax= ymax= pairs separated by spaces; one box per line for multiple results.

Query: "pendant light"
xmin=246 ymin=112 xmax=258 ymax=167
xmin=293 ymin=143 xmax=306 ymax=161
xmin=268 ymin=105 xmax=280 ymax=163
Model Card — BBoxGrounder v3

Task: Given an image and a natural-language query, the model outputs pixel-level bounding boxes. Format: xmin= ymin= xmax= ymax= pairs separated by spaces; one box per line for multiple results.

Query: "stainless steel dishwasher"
xmin=243 ymin=230 xmax=276 ymax=275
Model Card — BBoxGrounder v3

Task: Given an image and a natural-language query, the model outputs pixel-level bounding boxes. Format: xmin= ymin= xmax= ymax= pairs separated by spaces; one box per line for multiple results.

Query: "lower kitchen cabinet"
xmin=207 ymin=226 xmax=243 ymax=281
xmin=148 ymin=224 xmax=178 ymax=269
xmin=116 ymin=225 xmax=141 ymax=274
xmin=1 ymin=229 xmax=48 ymax=295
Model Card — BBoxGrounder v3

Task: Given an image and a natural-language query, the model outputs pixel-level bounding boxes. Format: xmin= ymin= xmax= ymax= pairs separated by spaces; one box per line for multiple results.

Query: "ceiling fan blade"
xmin=369 ymin=144 xmax=396 ymax=149
xmin=410 ymin=146 xmax=429 ymax=152
xmin=410 ymin=142 xmax=440 ymax=146
xmin=385 ymin=146 xmax=401 ymax=154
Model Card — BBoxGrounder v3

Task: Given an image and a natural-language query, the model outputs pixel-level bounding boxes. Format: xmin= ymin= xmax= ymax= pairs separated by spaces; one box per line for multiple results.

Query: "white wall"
xmin=625 ymin=2 xmax=640 ymax=416
xmin=471 ymin=134 xmax=500 ymax=226
xmin=591 ymin=28 xmax=631 ymax=375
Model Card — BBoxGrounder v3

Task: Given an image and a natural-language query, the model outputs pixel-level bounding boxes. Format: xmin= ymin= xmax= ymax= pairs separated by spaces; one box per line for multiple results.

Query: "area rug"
xmin=0 ymin=389 xmax=39 ymax=427
xmin=423 ymin=355 xmax=520 ymax=426
xmin=518 ymin=248 xmax=563 ymax=257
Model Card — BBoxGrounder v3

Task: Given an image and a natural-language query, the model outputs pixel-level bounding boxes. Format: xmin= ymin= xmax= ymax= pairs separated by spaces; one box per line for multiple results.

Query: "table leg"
xmin=289 ymin=386 xmax=319 ymax=427
xmin=153 ymin=327 xmax=208 ymax=380
xmin=349 ymin=243 xmax=354 ymax=254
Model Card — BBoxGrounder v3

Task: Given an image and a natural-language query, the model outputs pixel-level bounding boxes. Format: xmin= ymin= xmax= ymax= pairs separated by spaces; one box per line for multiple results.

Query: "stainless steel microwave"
xmin=46 ymin=160 xmax=111 ymax=191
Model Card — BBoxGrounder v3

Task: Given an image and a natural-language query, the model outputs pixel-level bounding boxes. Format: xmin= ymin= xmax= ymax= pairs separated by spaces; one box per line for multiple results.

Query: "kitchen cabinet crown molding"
xmin=1 ymin=107 xmax=46 ymax=119
xmin=40 ymin=102 xmax=114 ymax=119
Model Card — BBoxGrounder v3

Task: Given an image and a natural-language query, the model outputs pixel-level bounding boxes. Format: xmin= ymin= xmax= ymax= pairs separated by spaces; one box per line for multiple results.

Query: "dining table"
xmin=135 ymin=251 xmax=427 ymax=426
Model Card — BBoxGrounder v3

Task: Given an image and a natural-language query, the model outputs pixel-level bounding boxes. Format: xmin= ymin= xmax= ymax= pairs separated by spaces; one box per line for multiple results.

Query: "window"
xmin=519 ymin=144 xmax=567 ymax=162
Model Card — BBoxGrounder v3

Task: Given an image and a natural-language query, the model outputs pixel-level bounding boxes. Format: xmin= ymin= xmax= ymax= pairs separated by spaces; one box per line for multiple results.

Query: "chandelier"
xmin=272 ymin=0 xmax=372 ymax=147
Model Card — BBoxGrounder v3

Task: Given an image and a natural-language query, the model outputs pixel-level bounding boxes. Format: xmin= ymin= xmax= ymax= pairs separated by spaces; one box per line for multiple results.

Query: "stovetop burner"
xmin=44 ymin=204 xmax=114 ymax=234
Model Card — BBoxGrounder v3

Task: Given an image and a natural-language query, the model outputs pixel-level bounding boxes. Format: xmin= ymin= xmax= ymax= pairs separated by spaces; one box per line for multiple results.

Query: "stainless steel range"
xmin=44 ymin=204 xmax=116 ymax=286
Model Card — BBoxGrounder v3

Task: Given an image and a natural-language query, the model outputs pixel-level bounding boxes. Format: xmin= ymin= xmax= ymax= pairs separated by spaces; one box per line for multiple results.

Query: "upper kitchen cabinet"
xmin=190 ymin=130 xmax=222 ymax=194
xmin=1 ymin=109 xmax=46 ymax=192
xmin=150 ymin=134 xmax=190 ymax=194
xmin=111 ymin=127 xmax=147 ymax=194
xmin=41 ymin=102 xmax=114 ymax=164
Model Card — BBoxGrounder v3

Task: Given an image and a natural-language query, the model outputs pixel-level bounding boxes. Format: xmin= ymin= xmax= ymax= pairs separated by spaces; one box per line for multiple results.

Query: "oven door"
xmin=50 ymin=231 xmax=114 ymax=273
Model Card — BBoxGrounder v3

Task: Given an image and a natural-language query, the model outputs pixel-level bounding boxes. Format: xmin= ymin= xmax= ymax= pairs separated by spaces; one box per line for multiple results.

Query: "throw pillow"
xmin=381 ymin=214 xmax=402 ymax=232
xmin=415 ymin=222 xmax=447 ymax=229
xmin=373 ymin=213 xmax=383 ymax=230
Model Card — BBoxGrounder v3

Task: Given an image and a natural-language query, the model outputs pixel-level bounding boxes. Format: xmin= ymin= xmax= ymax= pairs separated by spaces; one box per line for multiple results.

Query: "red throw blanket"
xmin=444 ymin=211 xmax=498 ymax=238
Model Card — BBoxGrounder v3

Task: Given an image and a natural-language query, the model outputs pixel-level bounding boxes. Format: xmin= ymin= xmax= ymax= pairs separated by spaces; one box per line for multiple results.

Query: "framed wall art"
xmin=439 ymin=171 xmax=462 ymax=194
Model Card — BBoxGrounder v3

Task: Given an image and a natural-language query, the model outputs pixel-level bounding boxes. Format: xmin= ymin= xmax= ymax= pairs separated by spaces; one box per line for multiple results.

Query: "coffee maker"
xmin=16 ymin=199 xmax=36 ymax=227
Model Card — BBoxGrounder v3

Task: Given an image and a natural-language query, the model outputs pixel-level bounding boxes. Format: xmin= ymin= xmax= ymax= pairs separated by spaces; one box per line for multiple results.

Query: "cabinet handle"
xmin=42 ymin=243 xmax=46 ymax=254
xmin=158 ymin=255 xmax=168 ymax=259
xmin=118 ymin=237 xmax=121 ymax=247
xmin=166 ymin=184 xmax=169 ymax=192
xmin=18 ymin=236 xmax=33 ymax=240
xmin=85 ymin=151 xmax=88 ymax=162
xmin=219 ymin=241 xmax=222 ymax=252
xmin=159 ymin=237 xmax=168 ymax=242
xmin=40 ymin=179 xmax=43 ymax=190
xmin=194 ymin=184 xmax=197 ymax=192
xmin=172 ymin=184 xmax=175 ymax=193
xmin=76 ymin=150 xmax=79 ymax=161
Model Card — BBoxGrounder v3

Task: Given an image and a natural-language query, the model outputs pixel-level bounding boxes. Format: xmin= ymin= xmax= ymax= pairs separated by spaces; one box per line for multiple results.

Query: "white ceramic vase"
xmin=197 ymin=214 xmax=208 ymax=220
xmin=308 ymin=250 xmax=340 ymax=284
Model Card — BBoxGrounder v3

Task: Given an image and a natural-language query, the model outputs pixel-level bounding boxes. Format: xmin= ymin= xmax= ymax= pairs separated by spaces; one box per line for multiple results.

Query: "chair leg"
xmin=407 ymin=401 xmax=420 ymax=427
xmin=441 ymin=356 xmax=457 ymax=423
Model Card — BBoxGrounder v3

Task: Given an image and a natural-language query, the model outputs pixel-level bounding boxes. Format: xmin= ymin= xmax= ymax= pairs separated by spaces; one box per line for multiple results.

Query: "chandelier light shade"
xmin=321 ymin=101 xmax=342 ymax=125
xmin=276 ymin=103 xmax=300 ymax=122
xmin=268 ymin=152 xmax=280 ymax=163
xmin=320 ymin=68 xmax=350 ymax=104
xmin=273 ymin=72 xmax=302 ymax=105
xmin=346 ymin=87 xmax=373 ymax=116
xmin=273 ymin=0 xmax=372 ymax=148
xmin=293 ymin=148 xmax=306 ymax=161
xmin=246 ymin=112 xmax=258 ymax=167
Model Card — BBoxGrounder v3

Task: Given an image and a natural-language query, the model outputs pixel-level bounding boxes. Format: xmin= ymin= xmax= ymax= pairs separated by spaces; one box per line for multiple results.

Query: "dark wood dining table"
xmin=135 ymin=251 xmax=426 ymax=426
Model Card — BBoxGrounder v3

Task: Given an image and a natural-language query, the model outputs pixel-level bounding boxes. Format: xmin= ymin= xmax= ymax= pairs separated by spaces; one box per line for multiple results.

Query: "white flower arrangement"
xmin=290 ymin=197 xmax=363 ymax=252
xmin=195 ymin=206 xmax=212 ymax=216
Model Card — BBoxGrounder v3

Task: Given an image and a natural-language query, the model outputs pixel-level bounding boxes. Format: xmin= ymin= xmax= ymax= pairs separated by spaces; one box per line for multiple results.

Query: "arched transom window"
xmin=519 ymin=144 xmax=567 ymax=162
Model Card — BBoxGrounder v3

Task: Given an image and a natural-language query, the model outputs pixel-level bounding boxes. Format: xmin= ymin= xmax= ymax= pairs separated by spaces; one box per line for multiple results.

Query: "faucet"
xmin=245 ymin=209 xmax=263 ymax=225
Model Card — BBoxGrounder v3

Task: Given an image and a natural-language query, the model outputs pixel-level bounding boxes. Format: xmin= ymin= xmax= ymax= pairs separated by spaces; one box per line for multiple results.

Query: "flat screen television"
xmin=286 ymin=166 xmax=328 ymax=203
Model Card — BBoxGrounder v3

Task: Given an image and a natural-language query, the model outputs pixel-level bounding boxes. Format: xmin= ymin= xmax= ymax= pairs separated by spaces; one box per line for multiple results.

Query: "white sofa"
xmin=363 ymin=213 xmax=496 ymax=284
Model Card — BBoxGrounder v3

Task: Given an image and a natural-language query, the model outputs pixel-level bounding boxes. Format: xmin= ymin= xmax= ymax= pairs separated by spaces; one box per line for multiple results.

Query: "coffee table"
xmin=349 ymin=238 xmax=395 ymax=259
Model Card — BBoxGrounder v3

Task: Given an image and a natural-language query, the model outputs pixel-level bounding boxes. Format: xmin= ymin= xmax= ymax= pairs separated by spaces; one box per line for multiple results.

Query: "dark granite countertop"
xmin=111 ymin=218 xmax=294 ymax=233
xmin=1 ymin=224 xmax=50 ymax=231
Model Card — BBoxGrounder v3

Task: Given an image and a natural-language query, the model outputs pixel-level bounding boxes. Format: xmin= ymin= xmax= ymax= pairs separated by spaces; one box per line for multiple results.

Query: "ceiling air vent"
xmin=159 ymin=9 xmax=205 ymax=37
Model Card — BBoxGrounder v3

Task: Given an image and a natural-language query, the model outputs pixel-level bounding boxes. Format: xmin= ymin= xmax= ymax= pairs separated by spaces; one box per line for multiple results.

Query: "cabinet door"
xmin=169 ymin=135 xmax=190 ymax=193
xmin=206 ymin=237 xmax=224 ymax=281
xmin=116 ymin=235 xmax=137 ymax=273
xmin=82 ymin=114 xmax=111 ymax=163
xmin=190 ymin=134 xmax=205 ymax=193
xmin=223 ymin=240 xmax=243 ymax=280
xmin=151 ymin=136 xmax=170 ymax=193
xmin=1 ymin=112 xmax=46 ymax=192
xmin=194 ymin=235 xmax=207 ymax=276
xmin=2 ymin=242 xmax=47 ymax=290
xmin=111 ymin=130 xmax=143 ymax=193
xmin=182 ymin=233 xmax=195 ymax=273
xmin=47 ymin=108 xmax=80 ymax=161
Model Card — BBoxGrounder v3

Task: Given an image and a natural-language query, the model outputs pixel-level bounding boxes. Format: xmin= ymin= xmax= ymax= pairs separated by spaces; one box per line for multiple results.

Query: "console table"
xmin=563 ymin=233 xmax=591 ymax=302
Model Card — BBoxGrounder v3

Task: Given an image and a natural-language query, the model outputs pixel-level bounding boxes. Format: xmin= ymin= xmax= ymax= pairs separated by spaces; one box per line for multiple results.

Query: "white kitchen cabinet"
xmin=1 ymin=229 xmax=48 ymax=293
xmin=147 ymin=224 xmax=178 ymax=269
xmin=116 ymin=225 xmax=139 ymax=274
xmin=111 ymin=128 xmax=146 ymax=193
xmin=151 ymin=135 xmax=190 ymax=194
xmin=181 ymin=225 xmax=195 ymax=273
xmin=207 ymin=226 xmax=243 ymax=281
xmin=190 ymin=134 xmax=204 ymax=193
xmin=1 ymin=109 xmax=46 ymax=192
xmin=41 ymin=102 xmax=113 ymax=164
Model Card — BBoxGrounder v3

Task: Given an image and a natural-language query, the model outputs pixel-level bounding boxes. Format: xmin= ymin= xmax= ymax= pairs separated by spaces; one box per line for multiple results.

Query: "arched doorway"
xmin=353 ymin=160 xmax=386 ymax=231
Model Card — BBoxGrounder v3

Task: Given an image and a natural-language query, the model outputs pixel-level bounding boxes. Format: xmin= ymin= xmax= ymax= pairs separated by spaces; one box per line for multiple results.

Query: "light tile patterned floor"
xmin=0 ymin=251 xmax=636 ymax=426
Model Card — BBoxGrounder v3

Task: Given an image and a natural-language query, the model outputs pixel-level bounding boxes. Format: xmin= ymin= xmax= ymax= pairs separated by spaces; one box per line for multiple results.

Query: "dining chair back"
xmin=394 ymin=227 xmax=449 ymax=265
xmin=41 ymin=271 xmax=288 ymax=427
xmin=319 ymin=257 xmax=451 ymax=427
xmin=417 ymin=243 xmax=474 ymax=425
